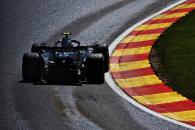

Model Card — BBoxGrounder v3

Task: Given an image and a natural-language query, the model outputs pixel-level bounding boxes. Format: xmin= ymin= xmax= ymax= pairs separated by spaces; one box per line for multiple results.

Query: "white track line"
xmin=105 ymin=0 xmax=195 ymax=129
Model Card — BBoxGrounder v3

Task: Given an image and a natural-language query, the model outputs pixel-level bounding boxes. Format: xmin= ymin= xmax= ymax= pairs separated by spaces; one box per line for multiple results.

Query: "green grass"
xmin=152 ymin=10 xmax=195 ymax=101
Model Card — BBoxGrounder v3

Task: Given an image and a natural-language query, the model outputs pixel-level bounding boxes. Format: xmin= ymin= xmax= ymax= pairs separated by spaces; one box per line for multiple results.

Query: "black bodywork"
xmin=40 ymin=46 xmax=96 ymax=83
xmin=22 ymin=41 xmax=109 ymax=84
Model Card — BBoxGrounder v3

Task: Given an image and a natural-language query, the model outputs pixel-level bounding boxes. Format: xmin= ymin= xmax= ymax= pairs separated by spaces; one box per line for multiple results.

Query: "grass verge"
xmin=151 ymin=10 xmax=195 ymax=101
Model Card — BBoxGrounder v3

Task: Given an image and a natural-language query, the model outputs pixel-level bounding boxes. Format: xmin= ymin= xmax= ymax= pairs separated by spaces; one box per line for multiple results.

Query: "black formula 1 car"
xmin=22 ymin=32 xmax=109 ymax=84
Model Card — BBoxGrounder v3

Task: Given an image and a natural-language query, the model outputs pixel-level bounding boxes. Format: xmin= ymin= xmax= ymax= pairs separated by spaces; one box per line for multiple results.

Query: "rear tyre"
xmin=93 ymin=44 xmax=109 ymax=72
xmin=85 ymin=53 xmax=104 ymax=84
xmin=22 ymin=53 xmax=44 ymax=82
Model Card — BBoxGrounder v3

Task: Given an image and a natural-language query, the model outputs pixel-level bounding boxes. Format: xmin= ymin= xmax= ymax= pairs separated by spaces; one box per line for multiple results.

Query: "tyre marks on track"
xmin=48 ymin=0 xmax=133 ymax=42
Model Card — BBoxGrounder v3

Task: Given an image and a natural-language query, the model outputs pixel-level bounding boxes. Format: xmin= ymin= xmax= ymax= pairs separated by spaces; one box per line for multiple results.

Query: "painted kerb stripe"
xmin=108 ymin=0 xmax=195 ymax=128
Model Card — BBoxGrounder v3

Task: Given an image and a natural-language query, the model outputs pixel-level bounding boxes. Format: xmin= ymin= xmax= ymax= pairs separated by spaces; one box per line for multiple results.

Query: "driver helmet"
xmin=61 ymin=32 xmax=72 ymax=47
xmin=62 ymin=37 xmax=71 ymax=45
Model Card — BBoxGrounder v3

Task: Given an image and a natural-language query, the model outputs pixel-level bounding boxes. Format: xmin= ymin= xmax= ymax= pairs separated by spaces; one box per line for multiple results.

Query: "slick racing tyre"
xmin=85 ymin=53 xmax=104 ymax=84
xmin=93 ymin=44 xmax=109 ymax=72
xmin=22 ymin=53 xmax=44 ymax=82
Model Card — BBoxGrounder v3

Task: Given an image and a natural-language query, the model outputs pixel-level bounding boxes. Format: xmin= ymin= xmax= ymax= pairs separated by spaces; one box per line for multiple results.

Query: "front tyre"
xmin=85 ymin=53 xmax=104 ymax=84
xmin=22 ymin=53 xmax=44 ymax=82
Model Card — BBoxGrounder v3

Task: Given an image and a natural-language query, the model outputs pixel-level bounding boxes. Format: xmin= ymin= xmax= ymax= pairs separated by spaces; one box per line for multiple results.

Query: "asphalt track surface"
xmin=0 ymin=0 xmax=190 ymax=130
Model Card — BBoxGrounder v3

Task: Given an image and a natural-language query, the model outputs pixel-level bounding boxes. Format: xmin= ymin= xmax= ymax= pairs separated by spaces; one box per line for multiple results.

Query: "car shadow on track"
xmin=19 ymin=80 xmax=103 ymax=86
xmin=19 ymin=80 xmax=84 ymax=86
